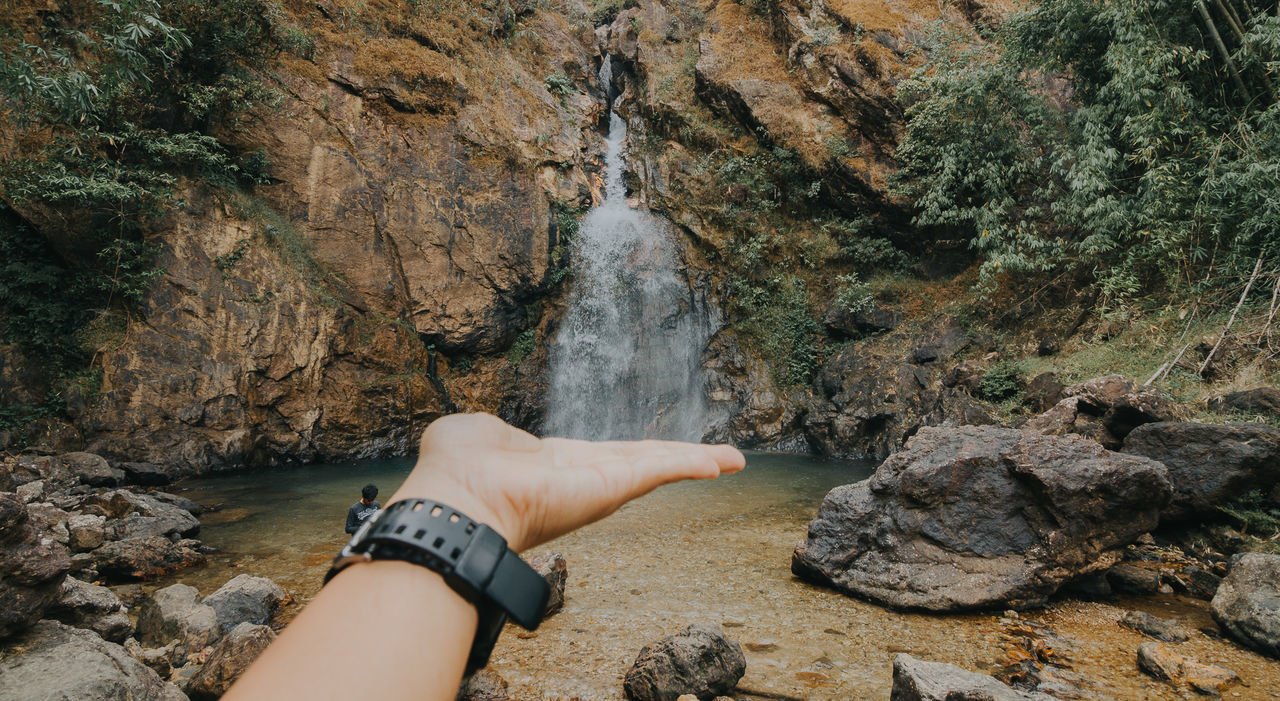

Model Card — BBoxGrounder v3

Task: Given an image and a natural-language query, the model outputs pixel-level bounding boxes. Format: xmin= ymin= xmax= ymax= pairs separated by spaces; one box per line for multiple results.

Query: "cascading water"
xmin=545 ymin=59 xmax=717 ymax=442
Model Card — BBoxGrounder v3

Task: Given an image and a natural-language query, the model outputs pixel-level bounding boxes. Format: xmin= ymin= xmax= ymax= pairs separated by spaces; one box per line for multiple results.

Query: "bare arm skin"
xmin=224 ymin=413 xmax=745 ymax=701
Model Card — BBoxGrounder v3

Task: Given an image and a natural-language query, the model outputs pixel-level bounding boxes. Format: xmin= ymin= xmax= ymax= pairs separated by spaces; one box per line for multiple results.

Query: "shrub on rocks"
xmin=47 ymin=576 xmax=133 ymax=642
xmin=0 ymin=620 xmax=186 ymax=700
xmin=136 ymin=582 xmax=222 ymax=650
xmin=890 ymin=653 xmax=1054 ymax=700
xmin=1122 ymin=422 xmax=1280 ymax=523
xmin=1211 ymin=553 xmax=1280 ymax=658
xmin=0 ymin=493 xmax=70 ymax=639
xmin=186 ymin=622 xmax=277 ymax=700
xmin=623 ymin=623 xmax=746 ymax=701
xmin=203 ymin=574 xmax=286 ymax=633
xmin=793 ymin=426 xmax=1171 ymax=611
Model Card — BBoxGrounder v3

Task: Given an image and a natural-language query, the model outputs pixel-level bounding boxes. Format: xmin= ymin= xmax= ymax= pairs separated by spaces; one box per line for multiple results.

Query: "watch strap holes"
xmin=433 ymin=536 xmax=445 ymax=549
xmin=412 ymin=502 xmax=424 ymax=512
xmin=465 ymin=523 xmax=476 ymax=534
xmin=413 ymin=528 xmax=427 ymax=539
xmin=451 ymin=546 xmax=463 ymax=560
xmin=431 ymin=505 xmax=444 ymax=517
xmin=449 ymin=513 xmax=460 ymax=524
xmin=394 ymin=524 xmax=407 ymax=534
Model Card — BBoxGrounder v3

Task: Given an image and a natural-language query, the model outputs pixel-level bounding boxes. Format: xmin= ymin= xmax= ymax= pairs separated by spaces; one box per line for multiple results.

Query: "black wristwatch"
xmin=325 ymin=498 xmax=550 ymax=673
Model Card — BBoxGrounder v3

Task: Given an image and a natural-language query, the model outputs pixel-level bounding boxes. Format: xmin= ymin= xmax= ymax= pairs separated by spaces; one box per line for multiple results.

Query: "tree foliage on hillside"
xmin=0 ymin=0 xmax=286 ymax=376
xmin=896 ymin=0 xmax=1280 ymax=304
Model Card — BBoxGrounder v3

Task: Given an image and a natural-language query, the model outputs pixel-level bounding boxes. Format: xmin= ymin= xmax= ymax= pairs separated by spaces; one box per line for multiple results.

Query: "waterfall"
xmin=545 ymin=59 xmax=717 ymax=442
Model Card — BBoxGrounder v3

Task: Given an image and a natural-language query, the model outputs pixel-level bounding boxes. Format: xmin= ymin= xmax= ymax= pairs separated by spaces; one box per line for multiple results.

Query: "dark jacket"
xmin=345 ymin=500 xmax=381 ymax=534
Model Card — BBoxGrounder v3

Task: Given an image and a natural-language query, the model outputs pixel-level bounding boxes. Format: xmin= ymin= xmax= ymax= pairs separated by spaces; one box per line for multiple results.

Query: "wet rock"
xmin=527 ymin=552 xmax=566 ymax=617
xmin=1137 ymin=642 xmax=1240 ymax=694
xmin=1122 ymin=422 xmax=1280 ymax=522
xmin=1026 ymin=375 xmax=1177 ymax=449
xmin=67 ymin=513 xmax=107 ymax=552
xmin=1211 ymin=553 xmax=1280 ymax=658
xmin=136 ymin=582 xmax=222 ymax=650
xmin=457 ymin=668 xmax=511 ymax=701
xmin=793 ymin=426 xmax=1171 ymax=611
xmin=1119 ymin=611 xmax=1188 ymax=643
xmin=0 ymin=492 xmax=70 ymax=639
xmin=1207 ymin=387 xmax=1280 ymax=417
xmin=186 ymin=622 xmax=277 ymax=700
xmin=99 ymin=490 xmax=201 ymax=541
xmin=623 ymin=623 xmax=746 ymax=701
xmin=1022 ymin=373 xmax=1065 ymax=414
xmin=203 ymin=574 xmax=286 ymax=633
xmin=0 ymin=620 xmax=186 ymax=700
xmin=149 ymin=491 xmax=205 ymax=515
xmin=702 ymin=331 xmax=806 ymax=449
xmin=47 ymin=576 xmax=133 ymax=642
xmin=1106 ymin=564 xmax=1162 ymax=595
xmin=115 ymin=461 xmax=173 ymax=486
xmin=1182 ymin=566 xmax=1222 ymax=600
xmin=92 ymin=535 xmax=205 ymax=580
xmin=891 ymin=653 xmax=1054 ymax=700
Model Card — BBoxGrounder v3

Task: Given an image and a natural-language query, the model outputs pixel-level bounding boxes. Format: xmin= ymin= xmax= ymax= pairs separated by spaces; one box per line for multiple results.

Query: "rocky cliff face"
xmin=4 ymin=0 xmax=1007 ymax=469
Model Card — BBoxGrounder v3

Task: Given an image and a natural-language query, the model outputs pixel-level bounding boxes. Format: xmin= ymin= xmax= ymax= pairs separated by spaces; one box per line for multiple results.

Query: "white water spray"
xmin=545 ymin=59 xmax=717 ymax=441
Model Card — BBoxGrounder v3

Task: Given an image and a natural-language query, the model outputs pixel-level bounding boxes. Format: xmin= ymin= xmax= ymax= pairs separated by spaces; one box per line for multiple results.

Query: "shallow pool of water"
xmin=161 ymin=452 xmax=1280 ymax=700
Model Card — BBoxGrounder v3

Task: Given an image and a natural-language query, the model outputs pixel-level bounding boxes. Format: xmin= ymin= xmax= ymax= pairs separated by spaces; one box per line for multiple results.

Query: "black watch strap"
xmin=324 ymin=498 xmax=550 ymax=672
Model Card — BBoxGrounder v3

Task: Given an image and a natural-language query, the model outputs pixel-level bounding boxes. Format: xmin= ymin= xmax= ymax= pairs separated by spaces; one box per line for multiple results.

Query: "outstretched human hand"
xmin=390 ymin=413 xmax=746 ymax=552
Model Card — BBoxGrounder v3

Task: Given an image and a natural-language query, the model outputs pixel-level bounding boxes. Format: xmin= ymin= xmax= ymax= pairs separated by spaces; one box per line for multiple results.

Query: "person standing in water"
xmin=345 ymin=484 xmax=380 ymax=534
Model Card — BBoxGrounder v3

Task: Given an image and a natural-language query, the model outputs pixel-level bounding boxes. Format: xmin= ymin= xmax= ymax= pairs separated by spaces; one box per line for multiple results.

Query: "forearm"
xmin=224 ymin=559 xmax=476 ymax=701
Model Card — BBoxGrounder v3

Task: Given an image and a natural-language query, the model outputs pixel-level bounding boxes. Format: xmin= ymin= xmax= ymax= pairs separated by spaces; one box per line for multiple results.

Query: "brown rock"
xmin=1136 ymin=642 xmax=1239 ymax=694
xmin=1207 ymin=387 xmax=1280 ymax=417
xmin=46 ymin=576 xmax=133 ymax=642
xmin=457 ymin=668 xmax=511 ymax=701
xmin=1119 ymin=611 xmax=1188 ymax=643
xmin=0 ymin=493 xmax=70 ymax=639
xmin=624 ymin=624 xmax=746 ymax=701
xmin=186 ymin=622 xmax=277 ymax=700
xmin=527 ymin=552 xmax=567 ymax=617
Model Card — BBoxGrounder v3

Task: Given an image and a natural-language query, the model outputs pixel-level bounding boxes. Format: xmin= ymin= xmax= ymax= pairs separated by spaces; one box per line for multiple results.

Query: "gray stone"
xmin=1136 ymin=642 xmax=1241 ymax=694
xmin=203 ymin=574 xmax=286 ymax=633
xmin=68 ymin=513 xmax=106 ymax=552
xmin=1122 ymin=421 xmax=1280 ymax=522
xmin=890 ymin=653 xmax=1054 ymax=700
xmin=1026 ymin=375 xmax=1177 ymax=449
xmin=47 ymin=576 xmax=133 ymax=642
xmin=186 ymin=622 xmax=277 ymax=700
xmin=1211 ymin=553 xmax=1280 ymax=658
xmin=123 ymin=637 xmax=176 ymax=678
xmin=1106 ymin=564 xmax=1162 ymax=595
xmin=0 ymin=493 xmax=70 ymax=639
xmin=527 ymin=552 xmax=567 ymax=617
xmin=115 ymin=461 xmax=173 ymax=486
xmin=149 ymin=490 xmax=204 ymax=515
xmin=457 ymin=668 xmax=511 ymax=700
xmin=15 ymin=479 xmax=43 ymax=503
xmin=1119 ymin=610 xmax=1188 ymax=643
xmin=0 ymin=620 xmax=186 ymax=701
xmin=793 ymin=426 xmax=1171 ymax=611
xmin=1207 ymin=387 xmax=1280 ymax=417
xmin=92 ymin=535 xmax=205 ymax=581
xmin=136 ymin=582 xmax=222 ymax=650
xmin=623 ymin=624 xmax=746 ymax=701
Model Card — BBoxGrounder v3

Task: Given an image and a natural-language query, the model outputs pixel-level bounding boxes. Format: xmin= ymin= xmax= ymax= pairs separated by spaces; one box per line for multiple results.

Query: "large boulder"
xmin=92 ymin=535 xmax=205 ymax=580
xmin=136 ymin=582 xmax=222 ymax=650
xmin=186 ymin=622 xmax=277 ymax=700
xmin=1025 ymin=375 xmax=1177 ymax=449
xmin=1211 ymin=553 xmax=1280 ymax=658
xmin=0 ymin=493 xmax=70 ymax=638
xmin=46 ymin=576 xmax=133 ymax=642
xmin=90 ymin=489 xmax=200 ymax=541
xmin=623 ymin=623 xmax=746 ymax=701
xmin=1207 ymin=387 xmax=1280 ymax=418
xmin=0 ymin=620 xmax=186 ymax=700
xmin=890 ymin=653 xmax=1054 ymax=700
xmin=793 ymin=426 xmax=1171 ymax=611
xmin=203 ymin=574 xmax=286 ymax=633
xmin=1122 ymin=422 xmax=1280 ymax=522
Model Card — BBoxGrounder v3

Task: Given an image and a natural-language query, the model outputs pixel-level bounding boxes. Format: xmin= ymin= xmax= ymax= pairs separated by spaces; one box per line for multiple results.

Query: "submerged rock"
xmin=0 ymin=492 xmax=70 ymax=639
xmin=203 ymin=574 xmax=286 ymax=634
xmin=1211 ymin=553 xmax=1280 ymax=658
xmin=1136 ymin=642 xmax=1240 ymax=695
xmin=1122 ymin=421 xmax=1280 ymax=522
xmin=186 ymin=622 xmax=277 ymax=700
xmin=0 ymin=620 xmax=186 ymax=700
xmin=1119 ymin=610 xmax=1188 ymax=643
xmin=793 ymin=426 xmax=1170 ymax=611
xmin=47 ymin=576 xmax=133 ymax=642
xmin=623 ymin=623 xmax=746 ymax=701
xmin=890 ymin=653 xmax=1054 ymax=700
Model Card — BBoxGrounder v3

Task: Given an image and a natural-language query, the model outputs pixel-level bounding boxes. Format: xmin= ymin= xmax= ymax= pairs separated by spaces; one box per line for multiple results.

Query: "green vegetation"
xmin=1220 ymin=490 xmax=1280 ymax=539
xmin=978 ymin=361 xmax=1023 ymax=402
xmin=549 ymin=202 xmax=583 ymax=286
xmin=896 ymin=2 xmax=1280 ymax=305
xmin=0 ymin=1 xmax=289 ymax=432
xmin=544 ymin=72 xmax=576 ymax=105
xmin=507 ymin=328 xmax=537 ymax=365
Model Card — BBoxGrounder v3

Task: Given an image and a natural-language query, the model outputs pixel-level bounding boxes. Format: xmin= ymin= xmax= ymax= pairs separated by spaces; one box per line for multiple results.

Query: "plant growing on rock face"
xmin=544 ymin=72 xmax=576 ymax=105
xmin=1220 ymin=491 xmax=1280 ymax=539
xmin=978 ymin=361 xmax=1023 ymax=401
xmin=833 ymin=273 xmax=873 ymax=315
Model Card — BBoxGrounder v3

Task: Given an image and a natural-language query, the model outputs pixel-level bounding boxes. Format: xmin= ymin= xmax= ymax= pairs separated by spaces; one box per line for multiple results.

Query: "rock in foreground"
xmin=890 ymin=653 xmax=1054 ymax=700
xmin=793 ymin=426 xmax=1171 ymax=611
xmin=1122 ymin=421 xmax=1280 ymax=522
xmin=0 ymin=620 xmax=185 ymax=700
xmin=0 ymin=493 xmax=70 ymax=638
xmin=527 ymin=552 xmax=567 ymax=617
xmin=1211 ymin=553 xmax=1280 ymax=658
xmin=623 ymin=623 xmax=745 ymax=701
xmin=46 ymin=576 xmax=133 ymax=642
xmin=203 ymin=574 xmax=286 ymax=634
xmin=186 ymin=622 xmax=277 ymax=700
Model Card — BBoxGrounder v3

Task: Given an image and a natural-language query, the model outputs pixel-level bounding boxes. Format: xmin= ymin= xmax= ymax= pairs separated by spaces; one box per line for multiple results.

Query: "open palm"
xmin=389 ymin=413 xmax=746 ymax=552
